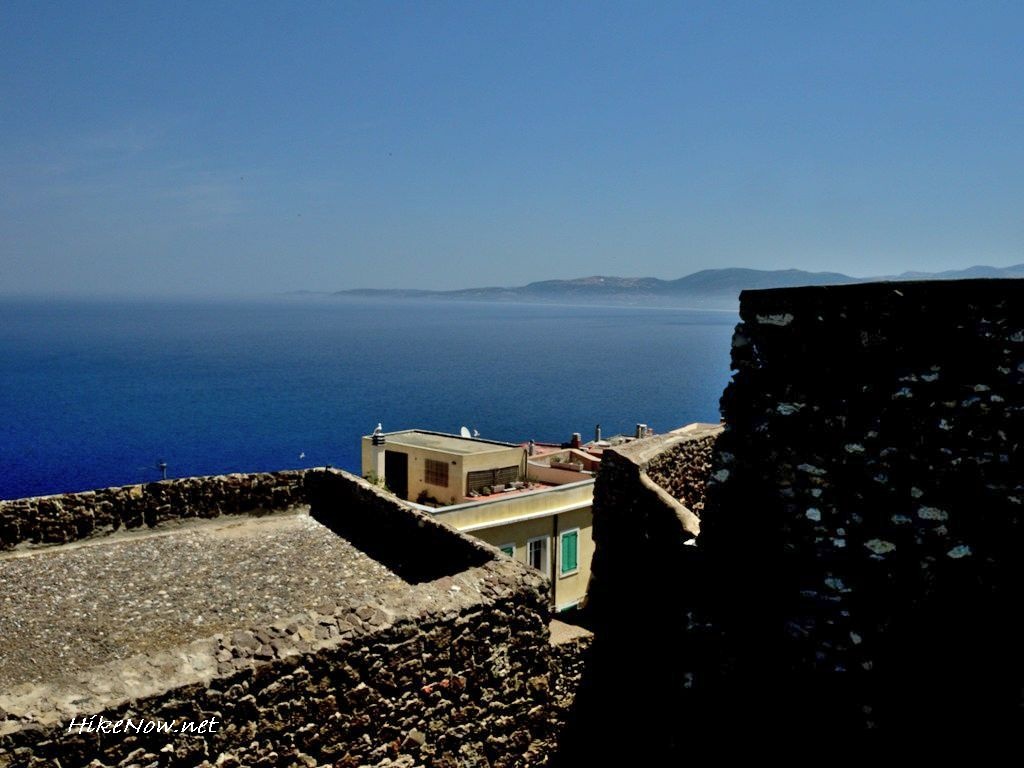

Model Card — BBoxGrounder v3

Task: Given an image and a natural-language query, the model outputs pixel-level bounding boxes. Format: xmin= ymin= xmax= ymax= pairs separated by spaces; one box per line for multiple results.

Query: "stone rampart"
xmin=698 ymin=278 xmax=1024 ymax=734
xmin=0 ymin=470 xmax=568 ymax=767
xmin=574 ymin=278 xmax=1024 ymax=752
xmin=0 ymin=472 xmax=307 ymax=551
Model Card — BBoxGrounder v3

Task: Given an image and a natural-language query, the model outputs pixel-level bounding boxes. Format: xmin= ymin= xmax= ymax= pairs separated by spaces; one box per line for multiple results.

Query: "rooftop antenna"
xmin=460 ymin=426 xmax=472 ymax=438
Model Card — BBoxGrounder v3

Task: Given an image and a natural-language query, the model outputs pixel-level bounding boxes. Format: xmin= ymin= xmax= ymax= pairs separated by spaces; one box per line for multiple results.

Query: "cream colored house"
xmin=360 ymin=428 xmax=527 ymax=506
xmin=430 ymin=479 xmax=595 ymax=612
xmin=361 ymin=427 xmax=596 ymax=612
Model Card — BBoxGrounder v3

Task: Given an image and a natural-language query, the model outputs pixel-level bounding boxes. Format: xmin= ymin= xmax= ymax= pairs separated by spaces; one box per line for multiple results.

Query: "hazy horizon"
xmin=3 ymin=260 xmax=1023 ymax=302
xmin=3 ymin=2 xmax=1022 ymax=296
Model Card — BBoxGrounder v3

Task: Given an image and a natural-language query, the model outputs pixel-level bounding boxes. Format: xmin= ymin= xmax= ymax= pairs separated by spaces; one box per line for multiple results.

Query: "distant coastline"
xmin=307 ymin=264 xmax=1024 ymax=310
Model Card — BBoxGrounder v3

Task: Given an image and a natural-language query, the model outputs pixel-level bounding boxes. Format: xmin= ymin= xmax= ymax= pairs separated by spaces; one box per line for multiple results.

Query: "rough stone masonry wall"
xmin=1 ymin=470 xmax=569 ymax=767
xmin=1 ymin=587 xmax=555 ymax=768
xmin=642 ymin=428 xmax=721 ymax=515
xmin=585 ymin=426 xmax=720 ymax=636
xmin=696 ymin=279 xmax=1024 ymax=736
xmin=553 ymin=426 xmax=719 ymax=765
xmin=0 ymin=471 xmax=308 ymax=551
xmin=566 ymin=279 xmax=1024 ymax=755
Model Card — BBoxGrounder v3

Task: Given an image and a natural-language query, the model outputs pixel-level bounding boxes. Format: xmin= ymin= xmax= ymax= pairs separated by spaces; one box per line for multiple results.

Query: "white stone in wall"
xmin=755 ymin=313 xmax=794 ymax=326
xmin=864 ymin=539 xmax=896 ymax=555
xmin=824 ymin=577 xmax=848 ymax=592
xmin=797 ymin=464 xmax=827 ymax=476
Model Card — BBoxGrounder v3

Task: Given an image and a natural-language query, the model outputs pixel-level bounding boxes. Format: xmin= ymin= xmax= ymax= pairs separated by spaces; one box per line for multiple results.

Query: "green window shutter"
xmin=500 ymin=545 xmax=514 ymax=558
xmin=561 ymin=531 xmax=578 ymax=574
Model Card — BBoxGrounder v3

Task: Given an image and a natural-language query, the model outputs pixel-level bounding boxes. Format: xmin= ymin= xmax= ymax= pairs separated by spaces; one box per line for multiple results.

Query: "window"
xmin=424 ymin=458 xmax=449 ymax=487
xmin=559 ymin=528 xmax=579 ymax=577
xmin=527 ymin=536 xmax=549 ymax=576
xmin=498 ymin=543 xmax=515 ymax=558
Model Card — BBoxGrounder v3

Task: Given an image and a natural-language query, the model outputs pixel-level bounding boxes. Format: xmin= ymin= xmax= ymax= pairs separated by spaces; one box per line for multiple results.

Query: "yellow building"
xmin=431 ymin=479 xmax=595 ymax=612
xmin=360 ymin=428 xmax=527 ymax=506
xmin=361 ymin=427 xmax=595 ymax=612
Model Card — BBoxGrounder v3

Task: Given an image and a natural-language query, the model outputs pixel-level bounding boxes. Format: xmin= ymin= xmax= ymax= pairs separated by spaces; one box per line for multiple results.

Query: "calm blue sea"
xmin=0 ymin=297 xmax=736 ymax=500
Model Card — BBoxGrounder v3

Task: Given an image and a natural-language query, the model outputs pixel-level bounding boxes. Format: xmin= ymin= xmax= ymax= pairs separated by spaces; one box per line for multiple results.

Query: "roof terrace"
xmin=376 ymin=429 xmax=521 ymax=456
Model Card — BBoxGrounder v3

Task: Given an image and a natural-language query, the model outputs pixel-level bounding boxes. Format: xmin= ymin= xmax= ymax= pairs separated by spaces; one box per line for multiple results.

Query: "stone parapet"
xmin=0 ymin=471 xmax=308 ymax=551
xmin=0 ymin=470 xmax=569 ymax=767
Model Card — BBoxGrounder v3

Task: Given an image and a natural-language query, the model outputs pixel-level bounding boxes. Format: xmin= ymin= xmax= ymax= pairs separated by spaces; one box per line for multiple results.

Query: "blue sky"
xmin=2 ymin=1 xmax=1022 ymax=295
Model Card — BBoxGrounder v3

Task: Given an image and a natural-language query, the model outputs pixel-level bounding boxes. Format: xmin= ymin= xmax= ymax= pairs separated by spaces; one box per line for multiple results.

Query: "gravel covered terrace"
xmin=0 ymin=488 xmax=514 ymax=730
xmin=0 ymin=510 xmax=400 ymax=689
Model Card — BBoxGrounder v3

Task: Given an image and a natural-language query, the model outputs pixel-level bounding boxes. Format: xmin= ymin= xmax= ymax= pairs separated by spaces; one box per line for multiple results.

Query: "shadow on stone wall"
xmin=557 ymin=279 xmax=1024 ymax=752
xmin=305 ymin=469 xmax=492 ymax=584
xmin=551 ymin=428 xmax=719 ymax=763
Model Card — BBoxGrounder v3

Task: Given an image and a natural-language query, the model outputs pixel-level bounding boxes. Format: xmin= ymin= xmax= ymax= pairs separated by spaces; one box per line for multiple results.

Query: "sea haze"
xmin=0 ymin=297 xmax=736 ymax=499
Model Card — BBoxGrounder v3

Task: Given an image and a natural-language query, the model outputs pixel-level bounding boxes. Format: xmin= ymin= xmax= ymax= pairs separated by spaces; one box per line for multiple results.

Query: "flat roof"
xmin=374 ymin=430 xmax=523 ymax=456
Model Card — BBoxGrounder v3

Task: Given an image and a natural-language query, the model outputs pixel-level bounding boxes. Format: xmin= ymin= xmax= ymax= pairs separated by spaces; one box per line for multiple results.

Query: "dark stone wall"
xmin=0 ymin=472 xmax=308 ymax=551
xmin=584 ymin=429 xmax=718 ymax=636
xmin=698 ymin=279 xmax=1024 ymax=735
xmin=574 ymin=278 xmax=1024 ymax=751
xmin=548 ymin=635 xmax=592 ymax=713
xmin=555 ymin=427 xmax=718 ymax=764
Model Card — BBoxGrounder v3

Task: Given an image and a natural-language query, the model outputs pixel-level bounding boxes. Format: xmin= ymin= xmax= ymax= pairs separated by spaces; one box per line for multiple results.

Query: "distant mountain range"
xmin=323 ymin=264 xmax=1024 ymax=309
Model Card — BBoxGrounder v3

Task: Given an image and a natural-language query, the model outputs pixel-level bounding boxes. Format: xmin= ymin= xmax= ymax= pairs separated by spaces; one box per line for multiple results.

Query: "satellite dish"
xmin=460 ymin=426 xmax=472 ymax=438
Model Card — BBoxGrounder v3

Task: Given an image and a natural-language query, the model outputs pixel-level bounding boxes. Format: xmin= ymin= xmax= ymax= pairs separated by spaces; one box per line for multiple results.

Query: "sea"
xmin=0 ymin=297 xmax=737 ymax=500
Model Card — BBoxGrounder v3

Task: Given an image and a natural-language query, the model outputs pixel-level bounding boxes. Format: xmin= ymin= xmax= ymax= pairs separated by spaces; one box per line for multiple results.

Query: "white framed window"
xmin=558 ymin=528 xmax=580 ymax=577
xmin=526 ymin=536 xmax=549 ymax=577
xmin=497 ymin=543 xmax=515 ymax=559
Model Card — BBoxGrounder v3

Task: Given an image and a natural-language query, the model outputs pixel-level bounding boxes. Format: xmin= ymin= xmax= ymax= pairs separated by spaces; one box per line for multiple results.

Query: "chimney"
xmin=595 ymin=424 xmax=602 ymax=443
xmin=571 ymin=432 xmax=581 ymax=449
xmin=371 ymin=423 xmax=387 ymax=481
xmin=635 ymin=423 xmax=647 ymax=439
